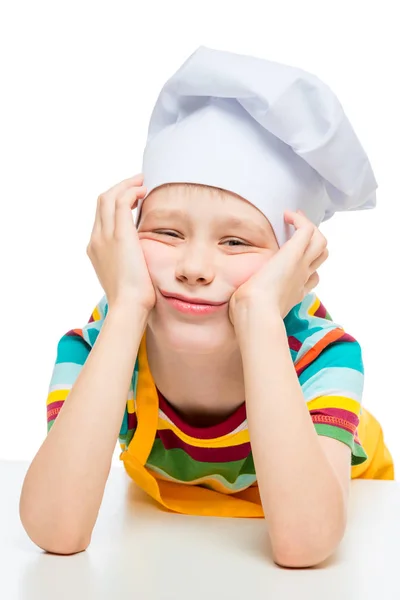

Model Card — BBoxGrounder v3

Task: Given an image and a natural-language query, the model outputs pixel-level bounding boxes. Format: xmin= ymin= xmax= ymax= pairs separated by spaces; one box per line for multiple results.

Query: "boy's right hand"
xmin=86 ymin=173 xmax=156 ymax=313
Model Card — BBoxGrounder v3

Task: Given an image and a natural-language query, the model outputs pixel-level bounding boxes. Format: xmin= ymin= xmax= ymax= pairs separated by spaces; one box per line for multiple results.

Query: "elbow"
xmin=24 ymin=524 xmax=91 ymax=555
xmin=37 ymin=534 xmax=91 ymax=555
xmin=273 ymin=544 xmax=337 ymax=568
xmin=271 ymin=518 xmax=347 ymax=569
xmin=19 ymin=505 xmax=91 ymax=555
xmin=45 ymin=541 xmax=90 ymax=555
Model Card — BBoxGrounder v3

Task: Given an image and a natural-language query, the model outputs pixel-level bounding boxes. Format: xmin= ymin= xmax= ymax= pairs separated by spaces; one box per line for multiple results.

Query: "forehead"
xmin=142 ymin=183 xmax=271 ymax=227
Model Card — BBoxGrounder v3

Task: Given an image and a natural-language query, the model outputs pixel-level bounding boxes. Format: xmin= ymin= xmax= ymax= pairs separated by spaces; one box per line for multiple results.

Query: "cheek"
xmin=227 ymin=254 xmax=272 ymax=288
xmin=139 ymin=240 xmax=173 ymax=277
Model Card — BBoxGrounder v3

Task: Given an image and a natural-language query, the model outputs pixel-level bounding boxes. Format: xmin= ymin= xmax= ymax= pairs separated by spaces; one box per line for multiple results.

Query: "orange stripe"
xmin=295 ymin=328 xmax=345 ymax=372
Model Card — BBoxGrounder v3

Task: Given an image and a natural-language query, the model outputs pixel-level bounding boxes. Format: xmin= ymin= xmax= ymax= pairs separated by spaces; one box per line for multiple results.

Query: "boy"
xmin=20 ymin=47 xmax=394 ymax=567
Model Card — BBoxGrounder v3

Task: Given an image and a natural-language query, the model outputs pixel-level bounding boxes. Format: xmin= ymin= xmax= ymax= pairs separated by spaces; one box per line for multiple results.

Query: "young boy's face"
xmin=136 ymin=183 xmax=279 ymax=351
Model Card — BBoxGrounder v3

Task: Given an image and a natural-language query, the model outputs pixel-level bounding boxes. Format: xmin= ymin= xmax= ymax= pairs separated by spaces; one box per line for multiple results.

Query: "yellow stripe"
xmin=92 ymin=306 xmax=102 ymax=321
xmin=46 ymin=388 xmax=71 ymax=405
xmin=308 ymin=295 xmax=320 ymax=315
xmin=307 ymin=394 xmax=360 ymax=414
xmin=157 ymin=416 xmax=250 ymax=447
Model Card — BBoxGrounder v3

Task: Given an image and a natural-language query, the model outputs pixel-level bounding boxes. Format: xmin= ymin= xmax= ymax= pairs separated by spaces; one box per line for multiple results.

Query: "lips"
xmin=160 ymin=290 xmax=226 ymax=306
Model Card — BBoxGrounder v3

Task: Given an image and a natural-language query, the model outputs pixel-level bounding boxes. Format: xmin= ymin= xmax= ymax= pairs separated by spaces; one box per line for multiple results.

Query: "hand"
xmin=86 ymin=173 xmax=156 ymax=313
xmin=229 ymin=210 xmax=329 ymax=325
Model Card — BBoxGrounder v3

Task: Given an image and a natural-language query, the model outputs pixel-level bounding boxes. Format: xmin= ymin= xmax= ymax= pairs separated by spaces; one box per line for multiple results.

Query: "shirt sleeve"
xmin=45 ymin=297 xmax=108 ymax=433
xmin=299 ymin=336 xmax=369 ymax=466
xmin=46 ymin=329 xmax=92 ymax=433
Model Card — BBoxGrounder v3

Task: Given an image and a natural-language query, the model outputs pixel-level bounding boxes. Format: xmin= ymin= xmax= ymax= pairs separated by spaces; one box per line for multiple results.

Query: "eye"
xmin=223 ymin=239 xmax=251 ymax=247
xmin=153 ymin=230 xmax=180 ymax=238
xmin=152 ymin=231 xmax=250 ymax=247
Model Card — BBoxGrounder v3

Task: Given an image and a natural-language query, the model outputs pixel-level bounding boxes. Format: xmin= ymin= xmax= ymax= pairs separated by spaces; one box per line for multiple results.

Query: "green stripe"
xmin=122 ymin=423 xmax=369 ymax=480
xmin=314 ymin=423 xmax=368 ymax=465
xmin=146 ymin=438 xmax=256 ymax=482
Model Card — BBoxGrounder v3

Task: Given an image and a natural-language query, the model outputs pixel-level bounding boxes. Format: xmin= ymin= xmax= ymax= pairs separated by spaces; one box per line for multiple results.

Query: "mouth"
xmin=159 ymin=290 xmax=228 ymax=315
xmin=159 ymin=290 xmax=227 ymax=306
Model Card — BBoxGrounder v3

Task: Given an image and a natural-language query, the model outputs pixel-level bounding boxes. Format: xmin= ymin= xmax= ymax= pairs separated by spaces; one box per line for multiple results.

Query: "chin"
xmin=148 ymin=312 xmax=234 ymax=352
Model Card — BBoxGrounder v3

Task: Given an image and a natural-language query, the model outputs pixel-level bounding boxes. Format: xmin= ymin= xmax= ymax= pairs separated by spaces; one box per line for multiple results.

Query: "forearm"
xmin=236 ymin=307 xmax=346 ymax=566
xmin=20 ymin=302 xmax=149 ymax=554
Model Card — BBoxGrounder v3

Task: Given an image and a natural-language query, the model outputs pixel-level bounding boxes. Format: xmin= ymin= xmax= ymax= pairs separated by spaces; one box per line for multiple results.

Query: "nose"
xmin=175 ymin=243 xmax=215 ymax=285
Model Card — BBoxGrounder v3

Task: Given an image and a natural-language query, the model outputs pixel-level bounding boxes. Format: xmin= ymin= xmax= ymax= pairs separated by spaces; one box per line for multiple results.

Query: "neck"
xmin=145 ymin=326 xmax=246 ymax=422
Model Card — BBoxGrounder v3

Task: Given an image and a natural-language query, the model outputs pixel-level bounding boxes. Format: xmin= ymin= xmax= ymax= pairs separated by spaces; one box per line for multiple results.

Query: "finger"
xmin=286 ymin=211 xmax=327 ymax=263
xmin=99 ymin=194 xmax=116 ymax=239
xmin=285 ymin=209 xmax=311 ymax=225
xmin=93 ymin=174 xmax=144 ymax=238
xmin=304 ymin=231 xmax=328 ymax=265
xmin=305 ymin=270 xmax=320 ymax=293
xmin=100 ymin=184 xmax=146 ymax=239
xmin=285 ymin=209 xmax=318 ymax=231
xmin=285 ymin=210 xmax=315 ymax=238
xmin=102 ymin=173 xmax=144 ymax=197
xmin=114 ymin=185 xmax=147 ymax=239
xmin=310 ymin=247 xmax=329 ymax=271
xmin=90 ymin=196 xmax=102 ymax=238
xmin=284 ymin=211 xmax=316 ymax=256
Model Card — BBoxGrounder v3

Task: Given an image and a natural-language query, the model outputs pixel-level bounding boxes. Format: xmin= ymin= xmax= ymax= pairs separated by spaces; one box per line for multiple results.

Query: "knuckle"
xmin=87 ymin=237 xmax=99 ymax=251
xmin=114 ymin=233 xmax=124 ymax=244
xmin=115 ymin=192 xmax=129 ymax=207
xmin=98 ymin=193 xmax=110 ymax=206
xmin=312 ymin=273 xmax=320 ymax=285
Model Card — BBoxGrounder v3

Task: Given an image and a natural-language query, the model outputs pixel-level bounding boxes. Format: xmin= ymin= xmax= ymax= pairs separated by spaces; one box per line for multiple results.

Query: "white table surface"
xmin=2 ymin=460 xmax=400 ymax=600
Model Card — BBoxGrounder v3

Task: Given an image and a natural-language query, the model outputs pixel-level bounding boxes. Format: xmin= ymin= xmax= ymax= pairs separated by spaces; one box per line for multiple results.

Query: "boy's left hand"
xmin=229 ymin=210 xmax=329 ymax=325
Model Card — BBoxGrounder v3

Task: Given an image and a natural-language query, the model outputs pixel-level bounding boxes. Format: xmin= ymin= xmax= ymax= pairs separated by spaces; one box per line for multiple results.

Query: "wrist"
xmin=107 ymin=296 xmax=150 ymax=323
xmin=233 ymin=302 xmax=283 ymax=343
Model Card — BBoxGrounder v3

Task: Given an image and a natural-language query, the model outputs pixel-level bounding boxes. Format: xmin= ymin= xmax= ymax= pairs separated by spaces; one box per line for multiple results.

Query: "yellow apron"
xmin=120 ymin=332 xmax=395 ymax=518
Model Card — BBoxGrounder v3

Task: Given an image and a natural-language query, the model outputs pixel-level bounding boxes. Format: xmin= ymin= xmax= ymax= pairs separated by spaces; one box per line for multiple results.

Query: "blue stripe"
xmin=49 ymin=362 xmax=84 ymax=387
xmin=301 ymin=366 xmax=364 ymax=401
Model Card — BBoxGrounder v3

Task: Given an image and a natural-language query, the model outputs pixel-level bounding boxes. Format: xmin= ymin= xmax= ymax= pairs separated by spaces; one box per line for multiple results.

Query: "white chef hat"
xmin=135 ymin=45 xmax=377 ymax=247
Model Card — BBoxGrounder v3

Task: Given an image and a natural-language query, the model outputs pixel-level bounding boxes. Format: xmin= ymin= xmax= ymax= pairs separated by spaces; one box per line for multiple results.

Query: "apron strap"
xmin=124 ymin=330 xmax=159 ymax=466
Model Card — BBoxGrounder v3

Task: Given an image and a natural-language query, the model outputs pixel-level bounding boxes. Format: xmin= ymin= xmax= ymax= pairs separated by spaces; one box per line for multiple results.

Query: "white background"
xmin=1 ymin=0 xmax=398 ymax=472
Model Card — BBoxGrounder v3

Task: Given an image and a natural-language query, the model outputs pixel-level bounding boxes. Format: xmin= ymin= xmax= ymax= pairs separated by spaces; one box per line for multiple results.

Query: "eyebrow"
xmin=141 ymin=208 xmax=270 ymax=239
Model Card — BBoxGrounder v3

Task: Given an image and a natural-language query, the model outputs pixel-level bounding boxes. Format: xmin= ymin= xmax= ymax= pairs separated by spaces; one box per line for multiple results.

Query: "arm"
xmin=19 ymin=302 xmax=149 ymax=555
xmin=236 ymin=305 xmax=349 ymax=568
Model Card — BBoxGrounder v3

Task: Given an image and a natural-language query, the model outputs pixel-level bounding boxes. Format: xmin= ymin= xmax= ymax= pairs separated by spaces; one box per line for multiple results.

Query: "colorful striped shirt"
xmin=46 ymin=292 xmax=369 ymax=495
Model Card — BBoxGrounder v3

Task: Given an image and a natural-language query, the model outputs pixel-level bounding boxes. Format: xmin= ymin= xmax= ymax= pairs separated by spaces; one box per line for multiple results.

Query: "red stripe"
xmin=127 ymin=411 xmax=138 ymax=430
xmin=288 ymin=335 xmax=302 ymax=352
xmin=157 ymin=390 xmax=246 ymax=439
xmin=46 ymin=400 xmax=64 ymax=423
xmin=310 ymin=407 xmax=359 ymax=435
xmin=310 ymin=407 xmax=359 ymax=426
xmin=314 ymin=300 xmax=326 ymax=318
xmin=156 ymin=429 xmax=251 ymax=462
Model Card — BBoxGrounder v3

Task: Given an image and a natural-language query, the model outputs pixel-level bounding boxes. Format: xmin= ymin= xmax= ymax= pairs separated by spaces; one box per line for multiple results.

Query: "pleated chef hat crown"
xmin=136 ymin=45 xmax=377 ymax=247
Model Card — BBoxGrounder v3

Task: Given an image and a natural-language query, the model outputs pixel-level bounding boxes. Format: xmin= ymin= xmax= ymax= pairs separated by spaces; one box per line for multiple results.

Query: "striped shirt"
xmin=46 ymin=292 xmax=368 ymax=496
